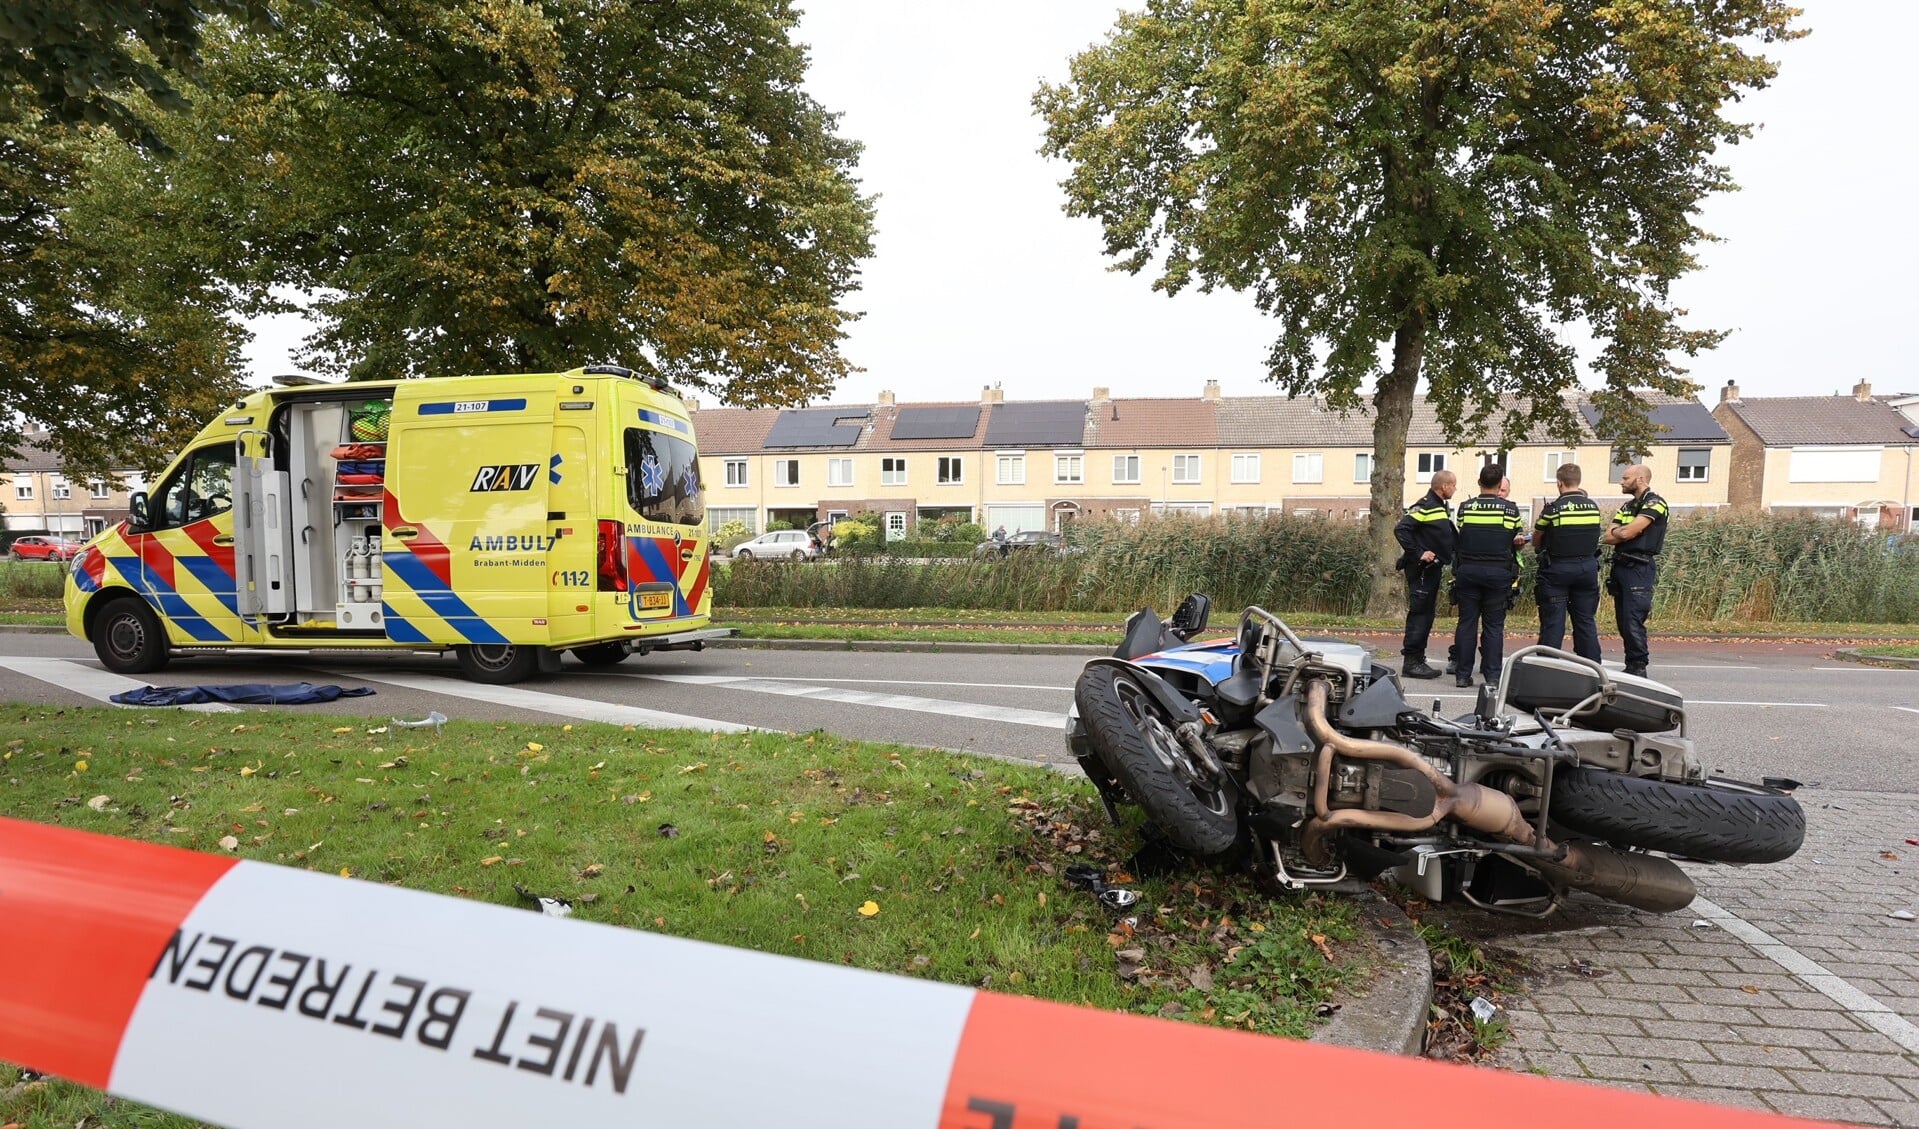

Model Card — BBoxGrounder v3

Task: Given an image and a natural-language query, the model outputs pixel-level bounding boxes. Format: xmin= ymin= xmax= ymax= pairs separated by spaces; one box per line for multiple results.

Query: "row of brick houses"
xmin=7 ymin=381 xmax=1916 ymax=543
xmin=687 ymin=382 xmax=1736 ymax=539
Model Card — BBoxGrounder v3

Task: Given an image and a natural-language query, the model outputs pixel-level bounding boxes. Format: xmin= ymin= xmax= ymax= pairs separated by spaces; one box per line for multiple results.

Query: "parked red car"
xmin=7 ymin=535 xmax=83 ymax=562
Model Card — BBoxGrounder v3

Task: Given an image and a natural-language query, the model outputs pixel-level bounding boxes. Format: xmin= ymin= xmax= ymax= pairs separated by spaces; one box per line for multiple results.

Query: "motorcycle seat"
xmin=1215 ymin=669 xmax=1261 ymax=709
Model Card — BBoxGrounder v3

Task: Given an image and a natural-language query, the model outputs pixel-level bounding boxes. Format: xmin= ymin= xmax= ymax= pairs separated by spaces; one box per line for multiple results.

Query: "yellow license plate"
xmin=639 ymin=591 xmax=672 ymax=610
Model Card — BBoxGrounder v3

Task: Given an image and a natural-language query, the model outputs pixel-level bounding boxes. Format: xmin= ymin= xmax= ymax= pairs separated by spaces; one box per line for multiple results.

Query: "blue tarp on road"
xmin=109 ymin=683 xmax=376 ymax=706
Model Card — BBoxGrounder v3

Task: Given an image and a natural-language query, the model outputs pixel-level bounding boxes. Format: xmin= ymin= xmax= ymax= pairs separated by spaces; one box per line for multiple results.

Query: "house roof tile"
xmin=1084 ymin=398 xmax=1218 ymax=448
xmin=1717 ymin=397 xmax=1919 ymax=446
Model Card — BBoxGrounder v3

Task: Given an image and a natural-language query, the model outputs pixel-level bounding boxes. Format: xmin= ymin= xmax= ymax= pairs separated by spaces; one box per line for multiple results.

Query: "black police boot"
xmin=1624 ymin=664 xmax=1647 ymax=678
xmin=1403 ymin=659 xmax=1442 ymax=680
xmin=1455 ymin=676 xmax=1474 ymax=688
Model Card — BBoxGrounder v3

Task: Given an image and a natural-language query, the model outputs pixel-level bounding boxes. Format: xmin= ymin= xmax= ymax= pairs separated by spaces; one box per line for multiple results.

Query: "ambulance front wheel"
xmin=456 ymin=643 xmax=541 ymax=684
xmin=570 ymin=642 xmax=630 ymax=667
xmin=94 ymin=596 xmax=170 ymax=674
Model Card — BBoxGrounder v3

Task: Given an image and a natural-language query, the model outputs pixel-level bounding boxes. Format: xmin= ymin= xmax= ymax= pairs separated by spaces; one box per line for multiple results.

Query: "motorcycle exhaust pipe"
xmin=1297 ymin=680 xmax=1697 ymax=912
xmin=1530 ymin=842 xmax=1696 ymax=914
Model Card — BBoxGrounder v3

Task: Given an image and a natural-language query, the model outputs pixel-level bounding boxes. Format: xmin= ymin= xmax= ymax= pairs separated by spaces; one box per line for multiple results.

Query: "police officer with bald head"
xmin=1602 ymin=463 xmax=1669 ymax=677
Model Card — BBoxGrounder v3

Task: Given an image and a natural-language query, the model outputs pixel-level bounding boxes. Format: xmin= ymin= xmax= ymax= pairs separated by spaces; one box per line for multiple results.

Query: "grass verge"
xmin=0 ymin=707 xmax=1355 ymax=1127
xmin=1853 ymin=643 xmax=1919 ymax=658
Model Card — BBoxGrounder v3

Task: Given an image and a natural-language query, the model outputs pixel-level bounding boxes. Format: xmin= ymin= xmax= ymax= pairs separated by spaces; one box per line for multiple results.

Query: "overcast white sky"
xmin=244 ymin=1 xmax=1911 ymax=406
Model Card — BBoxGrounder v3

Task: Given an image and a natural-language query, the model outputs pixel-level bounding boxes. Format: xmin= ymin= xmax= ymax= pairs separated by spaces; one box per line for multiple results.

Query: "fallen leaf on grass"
xmin=74 ymin=759 xmax=87 ymax=773
xmin=1311 ymin=933 xmax=1336 ymax=961
xmin=524 ymin=742 xmax=545 ymax=753
xmin=481 ymin=856 xmax=504 ymax=867
xmin=678 ymin=762 xmax=708 ymax=774
xmin=858 ymin=900 xmax=880 ymax=917
xmin=218 ymin=835 xmax=239 ymax=851
xmin=86 ymin=795 xmax=110 ymax=812
xmin=239 ymin=765 xmax=256 ymax=777
xmin=331 ymin=727 xmax=352 ymax=734
xmin=580 ymin=863 xmax=604 ymax=878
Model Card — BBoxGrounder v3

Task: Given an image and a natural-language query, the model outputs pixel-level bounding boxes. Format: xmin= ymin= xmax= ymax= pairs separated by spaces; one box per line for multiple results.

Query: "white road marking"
xmin=1892 ymin=706 xmax=1919 ymax=716
xmin=1812 ymin=666 xmax=1917 ymax=672
xmin=343 ymin=671 xmax=753 ymax=733
xmin=640 ymin=673 xmax=1067 ymax=729
xmin=0 ymin=657 xmax=241 ymax=713
xmin=1642 ymin=664 xmax=1760 ymax=670
xmin=1685 ymin=699 xmax=1827 ymax=708
xmin=589 ymin=672 xmax=1075 ymax=693
xmin=1690 ymin=895 xmax=1919 ymax=1054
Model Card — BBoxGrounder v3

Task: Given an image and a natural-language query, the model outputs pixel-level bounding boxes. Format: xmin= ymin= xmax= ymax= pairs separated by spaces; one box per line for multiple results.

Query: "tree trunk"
xmin=1364 ymin=310 xmax=1426 ymax=617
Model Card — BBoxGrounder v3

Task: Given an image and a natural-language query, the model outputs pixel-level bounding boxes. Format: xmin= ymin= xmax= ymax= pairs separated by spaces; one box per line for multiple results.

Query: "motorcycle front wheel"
xmin=1550 ymin=768 xmax=1805 ymax=864
xmin=1073 ymin=665 xmax=1240 ymax=856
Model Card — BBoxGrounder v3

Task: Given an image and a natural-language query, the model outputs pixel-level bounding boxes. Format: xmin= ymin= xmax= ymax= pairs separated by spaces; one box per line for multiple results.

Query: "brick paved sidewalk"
xmin=1483 ymin=789 xmax=1919 ymax=1125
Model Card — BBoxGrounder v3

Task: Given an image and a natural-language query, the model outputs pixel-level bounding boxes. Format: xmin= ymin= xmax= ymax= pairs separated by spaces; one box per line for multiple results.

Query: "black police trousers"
xmin=1536 ymin=559 xmax=1602 ymax=662
xmin=1452 ymin=563 xmax=1515 ymax=681
xmin=1401 ymin=561 xmax=1441 ymax=660
xmin=1608 ymin=559 xmax=1657 ymax=671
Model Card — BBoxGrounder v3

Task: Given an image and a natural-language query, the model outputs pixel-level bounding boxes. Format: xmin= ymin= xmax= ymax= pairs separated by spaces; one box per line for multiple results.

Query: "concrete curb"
xmin=1831 ymin=646 xmax=1919 ymax=668
xmin=0 ymin=624 xmax=61 ymax=635
xmin=1310 ymin=892 xmax=1432 ymax=1056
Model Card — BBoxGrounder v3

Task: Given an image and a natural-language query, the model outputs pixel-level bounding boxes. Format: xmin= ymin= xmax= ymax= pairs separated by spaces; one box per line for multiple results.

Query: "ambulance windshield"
xmin=624 ymin=428 xmax=704 ymax=526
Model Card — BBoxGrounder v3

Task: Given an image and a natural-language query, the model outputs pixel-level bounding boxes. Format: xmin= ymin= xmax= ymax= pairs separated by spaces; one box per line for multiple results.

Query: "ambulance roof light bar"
xmin=583 ymin=363 xmax=671 ymax=393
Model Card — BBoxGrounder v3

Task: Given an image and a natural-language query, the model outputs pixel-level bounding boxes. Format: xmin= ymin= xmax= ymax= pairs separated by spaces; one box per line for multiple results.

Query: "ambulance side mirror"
xmin=127 ymin=492 xmax=150 ymax=531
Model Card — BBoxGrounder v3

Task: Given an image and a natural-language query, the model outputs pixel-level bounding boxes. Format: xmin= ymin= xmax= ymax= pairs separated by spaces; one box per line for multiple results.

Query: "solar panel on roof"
xmin=891 ymin=406 xmax=982 ymax=440
xmin=764 ymin=407 xmax=866 ymax=448
xmin=1578 ymin=403 xmax=1726 ymax=442
xmin=984 ymin=401 xmax=1086 ymax=447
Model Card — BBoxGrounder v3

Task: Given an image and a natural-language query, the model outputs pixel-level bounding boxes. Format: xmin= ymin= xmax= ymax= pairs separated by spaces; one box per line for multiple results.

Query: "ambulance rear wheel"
xmin=456 ymin=643 xmax=540 ymax=684
xmin=570 ymin=642 xmax=630 ymax=667
xmin=95 ymin=597 xmax=170 ymax=675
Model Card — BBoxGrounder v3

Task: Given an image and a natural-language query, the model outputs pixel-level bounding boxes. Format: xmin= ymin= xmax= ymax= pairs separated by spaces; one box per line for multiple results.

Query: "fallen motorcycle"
xmin=1064 ymin=595 xmax=1804 ymax=915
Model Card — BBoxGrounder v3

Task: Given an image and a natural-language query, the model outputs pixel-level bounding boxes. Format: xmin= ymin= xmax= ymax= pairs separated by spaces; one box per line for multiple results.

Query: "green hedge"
xmin=716 ymin=510 xmax=1919 ymax=624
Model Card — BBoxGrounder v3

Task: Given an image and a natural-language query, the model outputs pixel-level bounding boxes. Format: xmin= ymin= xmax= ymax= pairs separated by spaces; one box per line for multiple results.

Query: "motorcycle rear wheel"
xmin=1550 ymin=768 xmax=1805 ymax=864
xmin=1073 ymin=665 xmax=1240 ymax=856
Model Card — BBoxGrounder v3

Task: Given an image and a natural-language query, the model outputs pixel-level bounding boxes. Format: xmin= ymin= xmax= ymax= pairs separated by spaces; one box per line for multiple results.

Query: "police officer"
xmin=1446 ymin=475 xmax=1521 ymax=676
xmin=1394 ymin=469 xmax=1457 ymax=680
xmin=1602 ymin=463 xmax=1669 ymax=677
xmin=1450 ymin=464 xmax=1525 ymax=688
xmin=1533 ymin=462 xmax=1604 ymax=661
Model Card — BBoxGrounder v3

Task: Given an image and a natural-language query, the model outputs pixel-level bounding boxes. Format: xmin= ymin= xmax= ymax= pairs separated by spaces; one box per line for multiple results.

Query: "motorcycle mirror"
xmin=1098 ymin=888 xmax=1139 ymax=910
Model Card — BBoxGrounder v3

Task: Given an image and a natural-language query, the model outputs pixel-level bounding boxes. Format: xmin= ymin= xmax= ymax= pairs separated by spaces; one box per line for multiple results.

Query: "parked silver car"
xmin=728 ymin=529 xmax=821 ymax=561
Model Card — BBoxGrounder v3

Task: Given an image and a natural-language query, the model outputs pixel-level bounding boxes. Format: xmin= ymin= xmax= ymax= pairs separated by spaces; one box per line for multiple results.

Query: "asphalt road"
xmin=0 ymin=632 xmax=1910 ymax=790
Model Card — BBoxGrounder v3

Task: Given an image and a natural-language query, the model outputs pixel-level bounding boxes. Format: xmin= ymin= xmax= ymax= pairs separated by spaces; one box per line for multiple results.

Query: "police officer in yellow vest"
xmin=1601 ymin=463 xmax=1670 ymax=677
xmin=1393 ymin=469 xmax=1457 ymax=680
xmin=1450 ymin=464 xmax=1526 ymax=687
xmin=1532 ymin=462 xmax=1604 ymax=661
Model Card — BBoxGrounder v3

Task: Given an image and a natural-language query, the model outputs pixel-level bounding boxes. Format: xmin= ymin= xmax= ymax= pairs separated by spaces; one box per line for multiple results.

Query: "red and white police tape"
xmin=2 ymin=816 xmax=1836 ymax=1129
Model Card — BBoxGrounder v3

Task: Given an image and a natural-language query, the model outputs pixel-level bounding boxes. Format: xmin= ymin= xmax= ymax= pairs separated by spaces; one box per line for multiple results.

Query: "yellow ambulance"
xmin=64 ymin=365 xmax=730 ymax=683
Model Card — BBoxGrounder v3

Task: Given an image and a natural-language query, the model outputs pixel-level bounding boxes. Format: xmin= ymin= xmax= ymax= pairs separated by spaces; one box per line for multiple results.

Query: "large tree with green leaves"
xmin=167 ymin=0 xmax=874 ymax=406
xmin=0 ymin=0 xmax=269 ymax=471
xmin=1037 ymin=0 xmax=1801 ymax=593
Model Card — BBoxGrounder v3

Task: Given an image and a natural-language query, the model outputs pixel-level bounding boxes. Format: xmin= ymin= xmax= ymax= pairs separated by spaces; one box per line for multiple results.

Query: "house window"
xmin=881 ymin=457 xmax=907 ymax=486
xmin=1676 ymin=448 xmax=1711 ymax=482
xmin=1231 ymin=454 xmax=1261 ymax=484
xmin=12 ymin=477 xmax=31 ymax=501
xmin=1543 ymin=451 xmax=1573 ymax=480
xmin=1354 ymin=453 xmax=1374 ymax=484
xmin=996 ymin=454 xmax=1025 ymax=485
xmin=774 ymin=459 xmax=799 ymax=487
xmin=1786 ymin=446 xmax=1879 ymax=484
xmin=1150 ymin=501 xmax=1212 ymax=516
xmin=1291 ymin=453 xmax=1323 ymax=484
xmin=937 ymin=457 xmax=963 ymax=485
xmin=707 ymin=507 xmax=757 ymax=535
xmin=1054 ymin=455 xmax=1083 ymax=484
xmin=827 ymin=458 xmax=854 ymax=486
xmin=1171 ymin=454 xmax=1202 ymax=484
xmin=1607 ymin=448 xmax=1642 ymax=484
xmin=89 ymin=479 xmax=111 ymax=499
xmin=50 ymin=477 xmax=71 ymax=500
xmin=724 ymin=459 xmax=748 ymax=487
xmin=1112 ymin=455 xmax=1141 ymax=484
xmin=1415 ymin=453 xmax=1446 ymax=483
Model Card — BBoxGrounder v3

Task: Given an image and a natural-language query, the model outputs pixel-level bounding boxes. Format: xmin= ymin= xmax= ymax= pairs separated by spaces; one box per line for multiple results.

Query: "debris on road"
xmin=1890 ymin=909 xmax=1916 ymax=922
